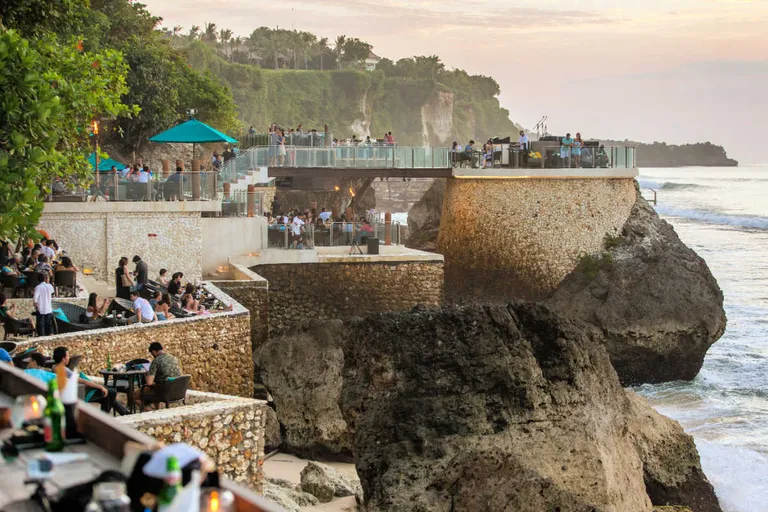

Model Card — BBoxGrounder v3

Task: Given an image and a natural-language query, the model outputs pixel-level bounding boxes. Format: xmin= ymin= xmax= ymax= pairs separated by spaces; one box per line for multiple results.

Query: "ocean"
xmin=635 ymin=166 xmax=768 ymax=511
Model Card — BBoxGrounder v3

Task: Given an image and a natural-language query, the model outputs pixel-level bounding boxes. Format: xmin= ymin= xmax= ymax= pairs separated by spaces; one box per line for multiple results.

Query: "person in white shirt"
xmin=128 ymin=290 xmax=157 ymax=324
xmin=137 ymin=165 xmax=150 ymax=184
xmin=41 ymin=241 xmax=56 ymax=261
xmin=318 ymin=208 xmax=332 ymax=222
xmin=291 ymin=215 xmax=305 ymax=239
xmin=518 ymin=130 xmax=530 ymax=168
xmin=33 ymin=273 xmax=55 ymax=335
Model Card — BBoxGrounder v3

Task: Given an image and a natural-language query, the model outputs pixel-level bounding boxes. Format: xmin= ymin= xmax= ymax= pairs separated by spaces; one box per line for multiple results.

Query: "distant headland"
xmin=603 ymin=140 xmax=738 ymax=167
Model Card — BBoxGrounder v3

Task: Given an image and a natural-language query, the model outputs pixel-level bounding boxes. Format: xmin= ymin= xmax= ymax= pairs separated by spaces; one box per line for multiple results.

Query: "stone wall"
xmin=210 ymin=264 xmax=270 ymax=351
xmin=201 ymin=217 xmax=267 ymax=277
xmin=437 ymin=178 xmax=636 ymax=301
xmin=118 ymin=390 xmax=267 ymax=491
xmin=251 ymin=260 xmax=443 ymax=336
xmin=39 ymin=210 xmax=203 ymax=284
xmin=15 ymin=283 xmax=254 ymax=397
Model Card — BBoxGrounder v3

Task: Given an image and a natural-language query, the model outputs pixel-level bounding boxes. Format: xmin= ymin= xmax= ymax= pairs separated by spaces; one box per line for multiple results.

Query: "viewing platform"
xmin=223 ymin=143 xmax=638 ymax=183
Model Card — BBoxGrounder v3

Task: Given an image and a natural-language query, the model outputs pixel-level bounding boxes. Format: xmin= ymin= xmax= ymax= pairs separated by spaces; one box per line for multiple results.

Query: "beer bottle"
xmin=106 ymin=354 xmax=112 ymax=372
xmin=44 ymin=379 xmax=65 ymax=452
xmin=157 ymin=456 xmax=182 ymax=511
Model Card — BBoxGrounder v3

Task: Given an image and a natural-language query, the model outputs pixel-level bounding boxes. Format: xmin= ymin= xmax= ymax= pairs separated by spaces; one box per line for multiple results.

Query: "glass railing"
xmin=46 ymin=171 xmax=222 ymax=202
xmin=236 ymin=145 xmax=452 ymax=170
xmin=264 ymin=221 xmax=404 ymax=250
xmin=238 ymin=132 xmax=331 ymax=150
xmin=453 ymin=145 xmax=637 ymax=170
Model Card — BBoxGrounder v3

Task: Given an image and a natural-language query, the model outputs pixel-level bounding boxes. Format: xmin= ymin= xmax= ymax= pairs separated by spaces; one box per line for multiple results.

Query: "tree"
xmin=219 ymin=28 xmax=232 ymax=58
xmin=202 ymin=22 xmax=217 ymax=44
xmin=334 ymin=35 xmax=346 ymax=69
xmin=189 ymin=25 xmax=200 ymax=40
xmin=0 ymin=27 xmax=134 ymax=239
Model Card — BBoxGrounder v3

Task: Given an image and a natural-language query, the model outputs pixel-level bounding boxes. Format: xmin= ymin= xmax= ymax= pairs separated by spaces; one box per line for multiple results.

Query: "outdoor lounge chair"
xmin=1 ymin=274 xmax=26 ymax=298
xmin=54 ymin=271 xmax=77 ymax=298
xmin=140 ymin=375 xmax=191 ymax=411
xmin=1 ymin=315 xmax=35 ymax=340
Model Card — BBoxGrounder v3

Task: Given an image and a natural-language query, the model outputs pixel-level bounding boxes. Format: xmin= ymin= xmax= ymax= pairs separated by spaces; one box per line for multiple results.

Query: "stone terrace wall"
xmin=39 ymin=210 xmax=203 ymax=283
xmin=118 ymin=390 xmax=267 ymax=491
xmin=211 ymin=264 xmax=269 ymax=351
xmin=438 ymin=178 xmax=636 ymax=301
xmin=252 ymin=261 xmax=443 ymax=336
xmin=15 ymin=284 xmax=253 ymax=397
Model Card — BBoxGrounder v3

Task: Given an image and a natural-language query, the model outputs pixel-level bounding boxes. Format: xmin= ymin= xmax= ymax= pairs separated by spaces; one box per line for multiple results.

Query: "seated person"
xmin=24 ymin=351 xmax=127 ymax=415
xmin=179 ymin=283 xmax=200 ymax=313
xmin=128 ymin=290 xmax=157 ymax=324
xmin=1 ymin=254 xmax=26 ymax=284
xmin=86 ymin=292 xmax=109 ymax=321
xmin=51 ymin=347 xmax=128 ymax=415
xmin=57 ymin=256 xmax=79 ymax=273
xmin=0 ymin=293 xmax=35 ymax=330
xmin=157 ymin=268 xmax=169 ymax=287
xmin=134 ymin=342 xmax=182 ymax=409
xmin=154 ymin=293 xmax=175 ymax=321
xmin=36 ymin=254 xmax=54 ymax=279
xmin=167 ymin=272 xmax=183 ymax=297
xmin=24 ymin=249 xmax=40 ymax=269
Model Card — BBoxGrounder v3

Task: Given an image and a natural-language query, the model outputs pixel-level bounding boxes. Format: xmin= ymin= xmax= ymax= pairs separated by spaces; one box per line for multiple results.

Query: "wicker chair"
xmin=52 ymin=301 xmax=88 ymax=324
xmin=107 ymin=297 xmax=135 ymax=316
xmin=0 ymin=341 xmax=17 ymax=353
xmin=141 ymin=375 xmax=191 ymax=411
xmin=1 ymin=274 xmax=26 ymax=298
xmin=1 ymin=315 xmax=35 ymax=340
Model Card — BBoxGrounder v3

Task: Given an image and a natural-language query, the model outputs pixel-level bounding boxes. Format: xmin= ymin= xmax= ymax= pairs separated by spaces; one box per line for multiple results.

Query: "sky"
xmin=142 ymin=0 xmax=768 ymax=164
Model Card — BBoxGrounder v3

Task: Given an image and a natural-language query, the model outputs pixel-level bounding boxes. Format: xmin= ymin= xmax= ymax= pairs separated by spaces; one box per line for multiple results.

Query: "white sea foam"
xmin=655 ymin=205 xmax=768 ymax=231
xmin=695 ymin=439 xmax=768 ymax=512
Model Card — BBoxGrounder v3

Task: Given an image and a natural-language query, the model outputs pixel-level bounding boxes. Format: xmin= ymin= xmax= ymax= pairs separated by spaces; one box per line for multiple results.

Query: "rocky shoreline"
xmin=255 ymin=177 xmax=726 ymax=510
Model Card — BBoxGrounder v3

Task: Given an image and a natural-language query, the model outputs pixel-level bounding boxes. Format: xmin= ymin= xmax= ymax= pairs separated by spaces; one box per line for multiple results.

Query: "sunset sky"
xmin=143 ymin=0 xmax=768 ymax=163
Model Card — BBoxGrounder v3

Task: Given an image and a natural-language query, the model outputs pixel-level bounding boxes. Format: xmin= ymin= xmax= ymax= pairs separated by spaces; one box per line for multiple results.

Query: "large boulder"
xmin=255 ymin=320 xmax=353 ymax=460
xmin=300 ymin=461 xmax=362 ymax=503
xmin=339 ymin=303 xmax=720 ymax=512
xmin=263 ymin=478 xmax=319 ymax=512
xmin=626 ymin=392 xmax=721 ymax=512
xmin=546 ymin=187 xmax=726 ymax=385
xmin=406 ymin=178 xmax=445 ymax=252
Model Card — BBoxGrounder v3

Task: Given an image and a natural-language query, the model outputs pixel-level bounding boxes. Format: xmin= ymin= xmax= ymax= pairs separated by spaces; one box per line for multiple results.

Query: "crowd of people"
xmin=1 ymin=237 xmax=80 ymax=336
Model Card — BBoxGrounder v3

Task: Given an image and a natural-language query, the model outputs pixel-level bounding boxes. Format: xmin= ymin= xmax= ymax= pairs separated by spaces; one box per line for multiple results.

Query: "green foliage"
xmin=0 ymin=0 xmax=87 ymax=38
xmin=604 ymin=233 xmax=626 ymax=250
xmin=576 ymin=252 xmax=614 ymax=279
xmin=0 ymin=27 xmax=134 ymax=239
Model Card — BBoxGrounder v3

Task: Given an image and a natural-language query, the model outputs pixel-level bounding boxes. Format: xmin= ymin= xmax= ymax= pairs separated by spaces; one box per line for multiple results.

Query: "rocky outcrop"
xmin=263 ymin=478 xmax=320 ymax=512
xmin=262 ymin=405 xmax=282 ymax=453
xmin=300 ymin=461 xmax=362 ymax=503
xmin=255 ymin=320 xmax=353 ymax=460
xmin=421 ymin=91 xmax=455 ymax=146
xmin=626 ymin=392 xmax=721 ymax=512
xmin=338 ymin=303 xmax=720 ymax=512
xmin=406 ymin=178 xmax=445 ymax=252
xmin=546 ymin=187 xmax=726 ymax=385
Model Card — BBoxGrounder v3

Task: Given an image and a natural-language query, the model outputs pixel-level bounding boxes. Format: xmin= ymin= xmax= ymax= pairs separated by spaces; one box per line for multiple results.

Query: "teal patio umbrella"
xmin=149 ymin=119 xmax=237 ymax=162
xmin=88 ymin=152 xmax=124 ymax=171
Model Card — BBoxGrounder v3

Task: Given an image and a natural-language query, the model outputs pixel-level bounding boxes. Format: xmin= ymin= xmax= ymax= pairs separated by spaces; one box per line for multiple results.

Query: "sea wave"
xmin=655 ymin=205 xmax=768 ymax=231
xmin=637 ymin=178 xmax=707 ymax=190
xmin=695 ymin=439 xmax=768 ymax=512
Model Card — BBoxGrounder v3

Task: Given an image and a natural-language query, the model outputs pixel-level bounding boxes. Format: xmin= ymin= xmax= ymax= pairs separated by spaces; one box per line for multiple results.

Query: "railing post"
xmin=247 ymin=184 xmax=255 ymax=217
xmin=191 ymin=159 xmax=201 ymax=200
xmin=385 ymin=212 xmax=392 ymax=246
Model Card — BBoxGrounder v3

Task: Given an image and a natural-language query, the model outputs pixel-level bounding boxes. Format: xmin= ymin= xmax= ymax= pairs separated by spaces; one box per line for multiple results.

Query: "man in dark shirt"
xmin=135 ymin=342 xmax=182 ymax=409
xmin=132 ymin=255 xmax=148 ymax=291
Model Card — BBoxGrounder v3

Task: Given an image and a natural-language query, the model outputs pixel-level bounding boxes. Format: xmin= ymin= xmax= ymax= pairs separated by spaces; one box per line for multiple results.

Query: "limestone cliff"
xmin=254 ymin=305 xmax=720 ymax=512
xmin=545 ymin=186 xmax=726 ymax=385
xmin=407 ymin=178 xmax=726 ymax=385
xmin=421 ymin=90 xmax=455 ymax=146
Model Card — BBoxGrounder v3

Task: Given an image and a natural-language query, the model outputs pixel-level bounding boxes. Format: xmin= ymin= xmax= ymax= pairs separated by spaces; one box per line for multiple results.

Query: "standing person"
xmin=560 ymin=133 xmax=574 ymax=168
xmin=518 ymin=130 xmax=529 ymax=168
xmin=277 ymin=129 xmax=287 ymax=167
xmin=291 ymin=212 xmax=305 ymax=242
xmin=33 ymin=273 xmax=54 ymax=336
xmin=572 ymin=132 xmax=584 ymax=168
xmin=133 ymin=255 xmax=148 ymax=292
xmin=115 ymin=256 xmax=133 ymax=300
xmin=269 ymin=126 xmax=279 ymax=166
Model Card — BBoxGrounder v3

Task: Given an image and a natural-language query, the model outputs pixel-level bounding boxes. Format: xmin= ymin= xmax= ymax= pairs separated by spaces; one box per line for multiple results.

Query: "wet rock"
xmin=547 ymin=187 xmax=726 ymax=385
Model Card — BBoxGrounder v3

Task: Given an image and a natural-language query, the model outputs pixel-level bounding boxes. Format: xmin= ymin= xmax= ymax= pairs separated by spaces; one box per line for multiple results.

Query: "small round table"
xmin=99 ymin=369 xmax=147 ymax=414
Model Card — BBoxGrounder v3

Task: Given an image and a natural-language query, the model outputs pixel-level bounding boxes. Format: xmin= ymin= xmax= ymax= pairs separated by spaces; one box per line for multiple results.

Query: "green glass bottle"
xmin=157 ymin=456 xmax=182 ymax=511
xmin=106 ymin=354 xmax=112 ymax=372
xmin=44 ymin=379 xmax=65 ymax=452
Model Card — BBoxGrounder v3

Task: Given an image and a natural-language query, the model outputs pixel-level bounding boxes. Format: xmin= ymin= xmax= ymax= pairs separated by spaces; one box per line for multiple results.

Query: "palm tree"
xmin=189 ymin=25 xmax=200 ymax=40
xmin=334 ymin=35 xmax=346 ymax=69
xmin=219 ymin=28 xmax=233 ymax=58
xmin=172 ymin=25 xmax=183 ymax=37
xmin=203 ymin=22 xmax=218 ymax=44
xmin=231 ymin=36 xmax=243 ymax=63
